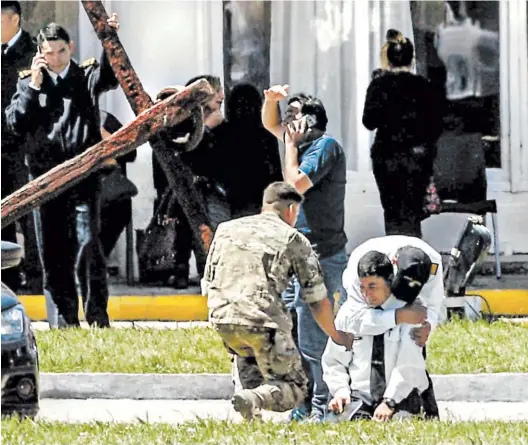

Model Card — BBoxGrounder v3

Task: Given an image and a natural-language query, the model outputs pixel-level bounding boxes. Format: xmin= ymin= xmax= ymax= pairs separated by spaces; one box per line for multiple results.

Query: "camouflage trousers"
xmin=215 ymin=324 xmax=309 ymax=412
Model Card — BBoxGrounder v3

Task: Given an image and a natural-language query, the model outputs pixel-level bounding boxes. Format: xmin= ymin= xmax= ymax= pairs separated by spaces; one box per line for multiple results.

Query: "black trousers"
xmin=100 ymin=198 xmax=132 ymax=258
xmin=421 ymin=346 xmax=440 ymax=418
xmin=348 ymin=389 xmax=423 ymax=420
xmin=372 ymin=151 xmax=434 ymax=239
xmin=33 ymin=181 xmax=109 ymax=327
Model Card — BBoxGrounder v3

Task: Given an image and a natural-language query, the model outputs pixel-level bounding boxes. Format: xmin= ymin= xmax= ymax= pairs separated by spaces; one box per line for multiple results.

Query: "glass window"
xmin=411 ymin=0 xmax=501 ymax=203
xmin=223 ymin=1 xmax=271 ymax=99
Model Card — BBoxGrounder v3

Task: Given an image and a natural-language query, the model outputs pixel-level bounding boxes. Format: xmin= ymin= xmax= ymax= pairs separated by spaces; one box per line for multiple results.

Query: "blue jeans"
xmin=34 ymin=182 xmax=109 ymax=327
xmin=282 ymin=247 xmax=348 ymax=418
xmin=75 ymin=202 xmax=110 ymax=326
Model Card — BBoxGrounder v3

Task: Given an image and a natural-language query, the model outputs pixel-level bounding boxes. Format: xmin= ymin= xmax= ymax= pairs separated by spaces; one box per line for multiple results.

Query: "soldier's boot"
xmin=231 ymin=389 xmax=263 ymax=421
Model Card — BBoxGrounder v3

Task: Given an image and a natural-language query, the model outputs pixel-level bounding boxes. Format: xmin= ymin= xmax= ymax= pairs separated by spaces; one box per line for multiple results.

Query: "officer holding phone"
xmin=6 ymin=16 xmax=120 ymax=328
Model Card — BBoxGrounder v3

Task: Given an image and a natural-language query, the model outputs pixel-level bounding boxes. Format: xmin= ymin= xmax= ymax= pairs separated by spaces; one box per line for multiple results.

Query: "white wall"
xmin=271 ymin=0 xmax=528 ymax=257
xmin=76 ymin=1 xmax=527 ymax=282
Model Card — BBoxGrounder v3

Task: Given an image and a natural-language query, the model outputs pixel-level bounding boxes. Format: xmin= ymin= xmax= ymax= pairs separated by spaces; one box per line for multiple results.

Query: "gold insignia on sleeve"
xmin=79 ymin=57 xmax=98 ymax=69
xmin=18 ymin=69 xmax=32 ymax=79
xmin=430 ymin=263 xmax=439 ymax=276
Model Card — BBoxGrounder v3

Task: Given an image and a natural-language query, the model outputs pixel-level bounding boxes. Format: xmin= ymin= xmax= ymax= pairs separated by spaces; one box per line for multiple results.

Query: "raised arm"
xmin=262 ymin=84 xmax=288 ymax=141
xmin=88 ymin=13 xmax=121 ymax=96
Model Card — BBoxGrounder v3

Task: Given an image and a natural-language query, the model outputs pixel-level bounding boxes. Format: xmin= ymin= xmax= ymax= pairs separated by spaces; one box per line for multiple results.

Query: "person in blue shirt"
xmin=262 ymin=85 xmax=348 ymax=422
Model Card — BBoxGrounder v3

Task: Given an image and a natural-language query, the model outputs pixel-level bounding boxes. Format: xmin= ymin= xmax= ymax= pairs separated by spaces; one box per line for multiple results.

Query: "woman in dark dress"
xmin=225 ymin=82 xmax=282 ymax=218
xmin=363 ymin=30 xmax=444 ymax=238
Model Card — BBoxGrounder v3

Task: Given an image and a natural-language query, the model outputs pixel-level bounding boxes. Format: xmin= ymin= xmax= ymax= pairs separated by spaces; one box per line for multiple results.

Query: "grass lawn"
xmin=2 ymin=418 xmax=528 ymax=445
xmin=36 ymin=319 xmax=528 ymax=374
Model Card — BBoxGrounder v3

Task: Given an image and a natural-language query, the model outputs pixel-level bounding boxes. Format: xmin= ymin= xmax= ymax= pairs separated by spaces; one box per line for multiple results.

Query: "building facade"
xmin=61 ymin=1 xmax=527 ymax=278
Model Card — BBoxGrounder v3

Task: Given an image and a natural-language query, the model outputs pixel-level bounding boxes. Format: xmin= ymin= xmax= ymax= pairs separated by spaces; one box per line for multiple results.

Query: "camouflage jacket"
xmin=203 ymin=212 xmax=327 ymax=331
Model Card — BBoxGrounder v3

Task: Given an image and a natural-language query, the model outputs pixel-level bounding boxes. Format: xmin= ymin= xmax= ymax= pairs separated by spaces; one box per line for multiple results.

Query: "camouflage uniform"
xmin=204 ymin=212 xmax=327 ymax=413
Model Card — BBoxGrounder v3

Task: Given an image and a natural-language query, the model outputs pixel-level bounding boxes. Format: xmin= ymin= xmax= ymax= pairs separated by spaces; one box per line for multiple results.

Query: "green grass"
xmin=35 ymin=319 xmax=528 ymax=374
xmin=36 ymin=327 xmax=232 ymax=374
xmin=427 ymin=319 xmax=528 ymax=374
xmin=2 ymin=418 xmax=528 ymax=445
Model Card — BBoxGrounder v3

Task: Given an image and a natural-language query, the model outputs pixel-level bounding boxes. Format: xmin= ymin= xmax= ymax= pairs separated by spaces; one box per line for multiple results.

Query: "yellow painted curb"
xmin=19 ymin=289 xmax=528 ymax=321
xmin=466 ymin=289 xmax=528 ymax=316
xmin=19 ymin=295 xmax=209 ymax=322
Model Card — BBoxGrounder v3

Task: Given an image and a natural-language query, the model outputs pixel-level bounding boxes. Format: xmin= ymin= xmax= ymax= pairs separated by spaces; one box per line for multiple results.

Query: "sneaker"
xmin=302 ymin=412 xmax=324 ymax=423
xmin=231 ymin=389 xmax=262 ymax=421
xmin=288 ymin=406 xmax=310 ymax=422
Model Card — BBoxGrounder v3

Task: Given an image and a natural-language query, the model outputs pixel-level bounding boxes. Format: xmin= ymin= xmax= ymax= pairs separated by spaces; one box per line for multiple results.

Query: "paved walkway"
xmin=37 ymin=399 xmax=528 ymax=423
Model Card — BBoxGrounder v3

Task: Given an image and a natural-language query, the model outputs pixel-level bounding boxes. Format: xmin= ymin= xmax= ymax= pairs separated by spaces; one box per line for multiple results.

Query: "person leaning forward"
xmin=202 ymin=182 xmax=354 ymax=421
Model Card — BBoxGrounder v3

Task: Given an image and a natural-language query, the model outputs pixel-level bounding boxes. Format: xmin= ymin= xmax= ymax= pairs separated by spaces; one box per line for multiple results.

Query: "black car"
xmin=1 ymin=241 xmax=40 ymax=418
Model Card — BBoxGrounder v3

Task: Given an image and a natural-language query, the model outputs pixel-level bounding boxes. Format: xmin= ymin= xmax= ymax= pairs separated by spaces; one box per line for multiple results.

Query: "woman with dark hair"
xmin=225 ymin=82 xmax=282 ymax=217
xmin=363 ymin=30 xmax=444 ymax=238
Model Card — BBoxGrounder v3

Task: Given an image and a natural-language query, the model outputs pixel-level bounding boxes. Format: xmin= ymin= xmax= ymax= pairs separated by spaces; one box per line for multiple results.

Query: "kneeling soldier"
xmin=202 ymin=182 xmax=353 ymax=420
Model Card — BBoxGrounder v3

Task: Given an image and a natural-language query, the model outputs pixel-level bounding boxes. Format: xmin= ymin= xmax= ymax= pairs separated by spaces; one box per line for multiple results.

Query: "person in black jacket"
xmin=99 ymin=110 xmax=137 ymax=258
xmin=1 ymin=1 xmax=38 ymax=292
xmin=151 ymin=75 xmax=230 ymax=288
xmin=362 ymin=30 xmax=444 ymax=238
xmin=225 ymin=82 xmax=282 ymax=218
xmin=6 ymin=19 xmax=120 ymax=327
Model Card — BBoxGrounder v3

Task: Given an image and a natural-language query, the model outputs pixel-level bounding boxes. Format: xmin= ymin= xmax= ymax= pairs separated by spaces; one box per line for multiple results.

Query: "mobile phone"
xmin=305 ymin=114 xmax=317 ymax=129
xmin=36 ymin=47 xmax=47 ymax=71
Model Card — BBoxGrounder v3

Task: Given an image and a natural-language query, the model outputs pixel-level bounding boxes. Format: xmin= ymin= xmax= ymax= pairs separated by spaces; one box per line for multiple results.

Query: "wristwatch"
xmin=382 ymin=398 xmax=397 ymax=410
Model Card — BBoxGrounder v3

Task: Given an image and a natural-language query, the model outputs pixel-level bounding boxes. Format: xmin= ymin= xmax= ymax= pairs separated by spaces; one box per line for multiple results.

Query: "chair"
xmin=439 ymin=200 xmax=501 ymax=279
xmin=433 ymin=131 xmax=501 ymax=279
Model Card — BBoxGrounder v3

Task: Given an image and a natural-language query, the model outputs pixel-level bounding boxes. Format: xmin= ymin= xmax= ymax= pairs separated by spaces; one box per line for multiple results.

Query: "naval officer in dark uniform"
xmin=1 ymin=1 xmax=38 ymax=292
xmin=6 ymin=17 xmax=121 ymax=327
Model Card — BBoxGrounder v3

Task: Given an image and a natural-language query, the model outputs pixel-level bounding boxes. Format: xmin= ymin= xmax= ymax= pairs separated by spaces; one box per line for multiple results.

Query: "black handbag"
xmin=137 ymin=190 xmax=180 ymax=281
xmin=101 ymin=166 xmax=139 ymax=207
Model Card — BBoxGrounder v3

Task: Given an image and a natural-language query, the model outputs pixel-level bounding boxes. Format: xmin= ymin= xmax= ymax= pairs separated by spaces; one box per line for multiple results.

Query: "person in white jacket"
xmin=323 ymin=245 xmax=441 ymax=421
xmin=339 ymin=235 xmax=445 ymax=418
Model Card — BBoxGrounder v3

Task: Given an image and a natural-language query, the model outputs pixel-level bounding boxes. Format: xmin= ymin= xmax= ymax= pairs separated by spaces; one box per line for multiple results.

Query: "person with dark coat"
xmin=1 ymin=1 xmax=38 ymax=292
xmin=362 ymin=30 xmax=444 ymax=238
xmin=225 ymin=82 xmax=282 ymax=218
xmin=6 ymin=19 xmax=120 ymax=327
xmin=44 ymin=110 xmax=138 ymax=328
xmin=150 ymin=75 xmax=230 ymax=288
xmin=99 ymin=110 xmax=137 ymax=257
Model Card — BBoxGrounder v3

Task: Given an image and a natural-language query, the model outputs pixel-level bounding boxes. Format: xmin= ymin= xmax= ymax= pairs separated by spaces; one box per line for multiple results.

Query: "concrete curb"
xmin=40 ymin=373 xmax=233 ymax=400
xmin=40 ymin=372 xmax=528 ymax=403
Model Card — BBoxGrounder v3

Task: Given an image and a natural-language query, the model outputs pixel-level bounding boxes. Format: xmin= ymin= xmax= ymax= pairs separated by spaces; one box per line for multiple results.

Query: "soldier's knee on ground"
xmin=254 ymin=381 xmax=307 ymax=412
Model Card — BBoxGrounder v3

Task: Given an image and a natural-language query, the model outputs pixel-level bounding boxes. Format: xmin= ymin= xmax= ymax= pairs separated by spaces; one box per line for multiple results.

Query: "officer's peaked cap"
xmin=391 ymin=246 xmax=432 ymax=304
